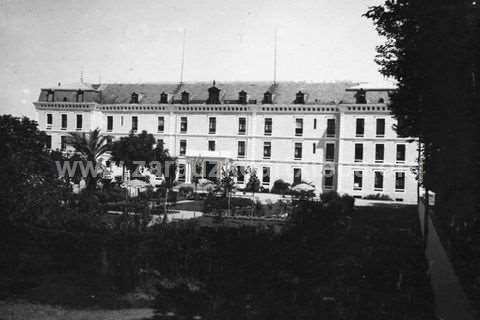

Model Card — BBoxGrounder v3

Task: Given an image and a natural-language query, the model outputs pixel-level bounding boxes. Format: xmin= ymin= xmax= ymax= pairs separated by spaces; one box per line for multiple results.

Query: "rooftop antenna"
xmin=273 ymin=28 xmax=278 ymax=85
xmin=80 ymin=66 xmax=84 ymax=84
xmin=180 ymin=28 xmax=186 ymax=84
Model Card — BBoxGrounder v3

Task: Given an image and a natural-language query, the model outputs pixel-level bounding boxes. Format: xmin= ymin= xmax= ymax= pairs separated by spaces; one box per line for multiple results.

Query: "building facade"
xmin=34 ymin=81 xmax=418 ymax=202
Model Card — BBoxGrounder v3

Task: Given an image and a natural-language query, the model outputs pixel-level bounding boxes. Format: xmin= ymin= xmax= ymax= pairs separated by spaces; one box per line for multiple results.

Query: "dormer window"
xmin=295 ymin=91 xmax=305 ymax=104
xmin=76 ymin=90 xmax=84 ymax=102
xmin=238 ymin=90 xmax=247 ymax=104
xmin=355 ymin=89 xmax=367 ymax=104
xmin=206 ymin=81 xmax=220 ymax=104
xmin=181 ymin=91 xmax=190 ymax=104
xmin=130 ymin=92 xmax=139 ymax=104
xmin=160 ymin=92 xmax=168 ymax=104
xmin=46 ymin=89 xmax=54 ymax=102
xmin=262 ymin=91 xmax=273 ymax=104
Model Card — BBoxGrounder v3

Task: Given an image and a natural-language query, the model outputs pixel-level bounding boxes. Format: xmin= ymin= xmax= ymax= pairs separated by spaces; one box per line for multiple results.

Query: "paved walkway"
xmin=418 ymin=201 xmax=477 ymax=320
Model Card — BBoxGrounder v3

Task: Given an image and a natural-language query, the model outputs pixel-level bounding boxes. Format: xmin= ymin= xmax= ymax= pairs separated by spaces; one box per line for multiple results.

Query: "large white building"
xmin=34 ymin=81 xmax=418 ymax=202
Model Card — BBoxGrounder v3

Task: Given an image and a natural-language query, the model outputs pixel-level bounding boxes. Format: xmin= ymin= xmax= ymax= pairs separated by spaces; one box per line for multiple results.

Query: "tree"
xmin=0 ymin=115 xmax=67 ymax=226
xmin=68 ymin=128 xmax=112 ymax=190
xmin=110 ymin=130 xmax=157 ymax=181
xmin=245 ymin=168 xmax=260 ymax=215
xmin=365 ymin=1 xmax=480 ymax=231
xmin=220 ymin=162 xmax=237 ymax=215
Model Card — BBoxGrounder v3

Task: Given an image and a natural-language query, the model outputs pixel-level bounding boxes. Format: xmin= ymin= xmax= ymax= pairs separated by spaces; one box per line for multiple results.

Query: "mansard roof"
xmin=38 ymin=81 xmax=392 ymax=104
xmin=42 ymin=82 xmax=98 ymax=91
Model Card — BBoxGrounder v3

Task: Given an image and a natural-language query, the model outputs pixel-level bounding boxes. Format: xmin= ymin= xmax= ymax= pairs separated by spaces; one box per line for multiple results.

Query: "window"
xmin=324 ymin=169 xmax=334 ymax=189
xmin=179 ymin=140 xmax=187 ymax=156
xmin=262 ymin=167 xmax=270 ymax=185
xmin=263 ymin=142 xmax=271 ymax=159
xmin=208 ymin=140 xmax=216 ymax=151
xmin=107 ymin=116 xmax=113 ymax=131
xmin=295 ymin=118 xmax=303 ymax=136
xmin=396 ymin=144 xmax=406 ymax=162
xmin=295 ymin=91 xmax=305 ymax=104
xmin=132 ymin=116 xmax=138 ymax=132
xmin=326 ymin=119 xmax=335 ymax=137
xmin=238 ymin=117 xmax=246 ymax=135
xmin=375 ymin=144 xmax=385 ymax=162
xmin=61 ymin=114 xmax=67 ymax=130
xmin=374 ymin=171 xmax=384 ymax=190
xmin=121 ymin=116 xmax=124 ymax=126
xmin=263 ymin=91 xmax=273 ymax=104
xmin=313 ymin=143 xmax=316 ymax=154
xmin=293 ymin=168 xmax=302 ymax=185
xmin=356 ymin=118 xmax=365 ymax=137
xmin=238 ymin=141 xmax=246 ymax=158
xmin=209 ymin=117 xmax=216 ymax=134
xmin=158 ymin=116 xmax=164 ymax=132
xmin=76 ymin=90 xmax=84 ymax=102
xmin=237 ymin=166 xmax=245 ymax=184
xmin=45 ymin=135 xmax=52 ymax=149
xmin=314 ymin=118 xmax=317 ymax=129
xmin=46 ymin=114 xmax=53 ymax=128
xmin=130 ymin=92 xmax=139 ymax=103
xmin=294 ymin=143 xmax=302 ymax=160
xmin=354 ymin=143 xmax=363 ymax=162
xmin=353 ymin=171 xmax=363 ymax=190
xmin=264 ymin=118 xmax=272 ymax=135
xmin=376 ymin=118 xmax=385 ymax=137
xmin=75 ymin=114 xmax=83 ymax=130
xmin=326 ymin=143 xmax=335 ymax=161
xmin=61 ymin=136 xmax=67 ymax=151
xmin=238 ymin=90 xmax=247 ymax=104
xmin=395 ymin=172 xmax=405 ymax=191
xmin=47 ymin=90 xmax=54 ymax=102
xmin=181 ymin=91 xmax=189 ymax=104
xmin=160 ymin=92 xmax=168 ymax=104
xmin=180 ymin=117 xmax=187 ymax=133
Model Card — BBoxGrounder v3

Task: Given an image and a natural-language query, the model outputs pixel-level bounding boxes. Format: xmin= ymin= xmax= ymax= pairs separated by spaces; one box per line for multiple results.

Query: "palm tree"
xmin=68 ymin=128 xmax=111 ymax=190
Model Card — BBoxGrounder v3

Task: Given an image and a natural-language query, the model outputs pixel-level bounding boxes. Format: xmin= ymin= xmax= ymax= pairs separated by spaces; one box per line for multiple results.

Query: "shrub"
xmin=178 ymin=186 xmax=194 ymax=199
xmin=320 ymin=191 xmax=341 ymax=204
xmin=364 ymin=193 xmax=393 ymax=201
xmin=271 ymin=179 xmax=290 ymax=195
xmin=203 ymin=193 xmax=253 ymax=213
xmin=340 ymin=194 xmax=355 ymax=214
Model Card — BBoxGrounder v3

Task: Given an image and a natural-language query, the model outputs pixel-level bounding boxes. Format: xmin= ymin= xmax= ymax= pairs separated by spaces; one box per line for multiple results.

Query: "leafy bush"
xmin=320 ymin=191 xmax=341 ymax=203
xmin=290 ymin=189 xmax=315 ymax=199
xmin=271 ymin=179 xmax=290 ymax=195
xmin=364 ymin=193 xmax=393 ymax=201
xmin=203 ymin=193 xmax=253 ymax=213
xmin=178 ymin=186 xmax=194 ymax=200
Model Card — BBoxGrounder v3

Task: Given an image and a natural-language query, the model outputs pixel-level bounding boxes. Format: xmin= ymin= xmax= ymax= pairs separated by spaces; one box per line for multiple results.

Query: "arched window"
xmin=160 ymin=92 xmax=168 ymax=104
xmin=262 ymin=91 xmax=272 ymax=104
xmin=181 ymin=91 xmax=190 ymax=104
xmin=295 ymin=91 xmax=305 ymax=104
xmin=130 ymin=92 xmax=139 ymax=104
xmin=238 ymin=90 xmax=247 ymax=104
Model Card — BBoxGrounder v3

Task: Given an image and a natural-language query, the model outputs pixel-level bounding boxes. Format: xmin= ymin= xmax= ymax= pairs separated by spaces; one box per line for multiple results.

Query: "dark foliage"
xmin=365 ymin=1 xmax=480 ymax=229
xmin=271 ymin=179 xmax=291 ymax=195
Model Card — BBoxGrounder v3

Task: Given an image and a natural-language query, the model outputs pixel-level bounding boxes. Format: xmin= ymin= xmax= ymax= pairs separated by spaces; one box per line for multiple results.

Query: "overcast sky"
xmin=0 ymin=0 xmax=385 ymax=118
